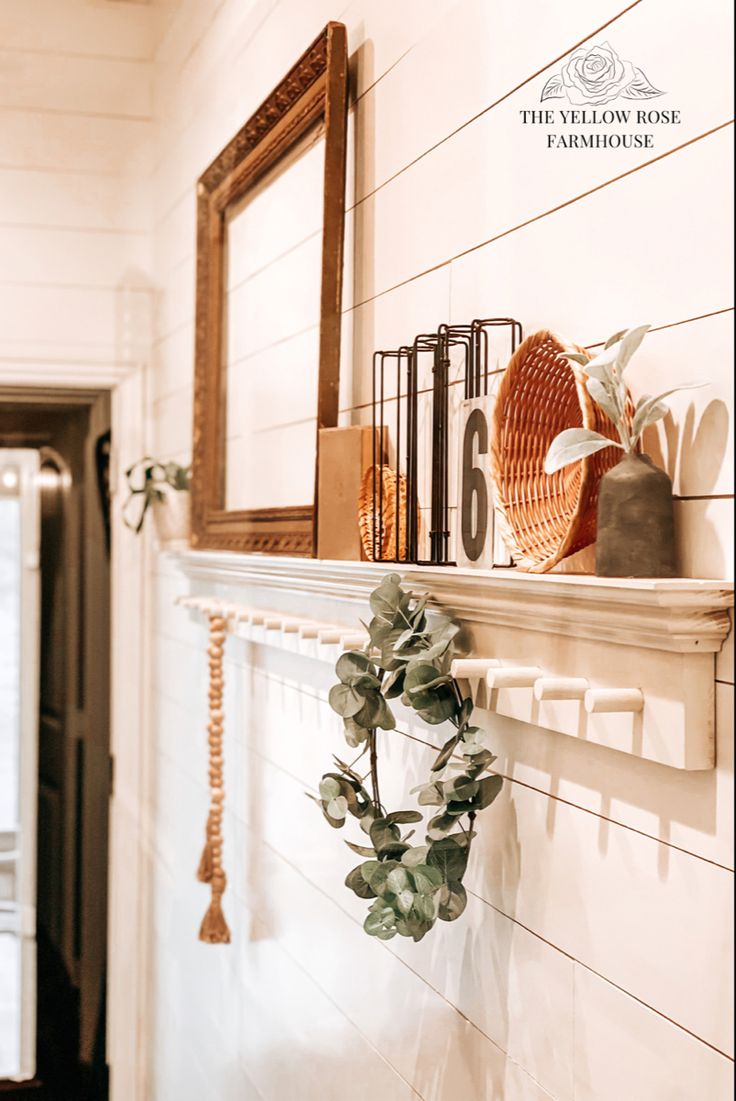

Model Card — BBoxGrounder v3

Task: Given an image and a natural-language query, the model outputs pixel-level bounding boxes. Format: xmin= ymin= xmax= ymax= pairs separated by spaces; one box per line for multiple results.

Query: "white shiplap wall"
xmin=1 ymin=1 xmax=732 ymax=1098
xmin=144 ymin=2 xmax=734 ymax=1101
xmin=0 ymin=0 xmax=158 ymax=375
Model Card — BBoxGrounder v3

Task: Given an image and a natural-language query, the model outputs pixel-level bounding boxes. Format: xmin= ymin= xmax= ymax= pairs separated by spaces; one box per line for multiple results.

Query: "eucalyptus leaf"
xmin=345 ymin=865 xmax=377 ymax=899
xmin=427 ymin=837 xmax=468 ymax=881
xmin=475 ymin=774 xmax=503 ymax=809
xmin=401 ymin=846 xmax=429 ymax=867
xmin=344 ymin=840 xmax=376 ymax=858
xmin=430 ymin=732 xmax=461 ymax=772
xmin=438 ymin=881 xmax=467 ymax=922
xmin=326 ymin=796 xmax=348 ymax=820
xmin=544 ymin=428 xmax=621 ymax=475
xmin=328 ymin=682 xmax=365 ymax=719
xmin=385 ymin=810 xmax=423 ymax=825
xmin=336 ymin=651 xmax=376 ymax=683
xmin=319 ymin=777 xmax=341 ymax=802
xmin=426 ymin=812 xmax=458 ymax=840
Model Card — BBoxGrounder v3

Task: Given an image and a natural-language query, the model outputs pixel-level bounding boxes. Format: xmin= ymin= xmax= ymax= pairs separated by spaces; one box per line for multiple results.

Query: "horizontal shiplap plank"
xmin=152 ymin=733 xmax=553 ymax=1101
xmin=351 ymin=0 xmax=640 ymax=204
xmin=447 ymin=126 xmax=732 ymax=342
xmin=0 ymin=109 xmax=151 ymax=175
xmin=0 ymin=226 xmax=149 ymax=288
xmin=0 ymin=285 xmax=153 ymax=353
xmin=159 ymin=638 xmax=734 ymax=1060
xmin=0 ymin=49 xmax=151 ymax=118
xmin=675 ymin=497 xmax=734 ymax=581
xmin=0 ymin=0 xmax=154 ymax=60
xmin=573 ymin=965 xmax=734 ymax=1101
xmin=0 ymin=168 xmax=148 ymax=232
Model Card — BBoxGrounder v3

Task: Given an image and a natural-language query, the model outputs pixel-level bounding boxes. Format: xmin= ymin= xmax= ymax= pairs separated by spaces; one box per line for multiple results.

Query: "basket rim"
xmin=490 ymin=328 xmax=597 ymax=573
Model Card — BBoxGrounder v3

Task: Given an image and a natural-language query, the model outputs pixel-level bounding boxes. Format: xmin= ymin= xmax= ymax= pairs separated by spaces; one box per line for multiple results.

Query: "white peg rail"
xmin=175 ymin=595 xmax=370 ymax=659
xmin=175 ymin=559 xmax=733 ymax=773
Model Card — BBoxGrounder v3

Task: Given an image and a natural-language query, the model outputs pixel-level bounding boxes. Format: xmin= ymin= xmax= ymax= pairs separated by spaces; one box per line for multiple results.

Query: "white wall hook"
xmin=340 ymin=634 xmax=369 ymax=650
xmin=318 ymin=628 xmax=343 ymax=645
xmin=487 ymin=665 xmax=542 ymax=689
xmin=298 ymin=623 xmax=322 ymax=640
xmin=584 ymin=688 xmax=644 ymax=714
xmin=450 ymin=659 xmax=501 ymax=680
xmin=534 ymin=677 xmax=589 ymax=701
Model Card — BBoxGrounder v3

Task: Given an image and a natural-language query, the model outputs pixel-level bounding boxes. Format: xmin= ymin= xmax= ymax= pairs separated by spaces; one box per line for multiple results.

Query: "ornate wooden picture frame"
xmin=190 ymin=22 xmax=348 ymax=554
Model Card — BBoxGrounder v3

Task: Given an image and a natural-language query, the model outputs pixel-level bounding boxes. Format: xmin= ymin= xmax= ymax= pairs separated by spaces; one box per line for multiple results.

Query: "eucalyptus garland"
xmin=311 ymin=573 xmax=502 ymax=943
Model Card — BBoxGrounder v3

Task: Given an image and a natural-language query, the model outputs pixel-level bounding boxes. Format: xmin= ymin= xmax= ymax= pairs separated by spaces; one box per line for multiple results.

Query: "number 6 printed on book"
xmin=456 ymin=394 xmax=512 ymax=568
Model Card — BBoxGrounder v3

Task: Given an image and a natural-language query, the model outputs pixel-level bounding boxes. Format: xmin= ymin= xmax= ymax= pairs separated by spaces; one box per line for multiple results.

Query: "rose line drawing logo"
xmin=541 ymin=42 xmax=663 ymax=105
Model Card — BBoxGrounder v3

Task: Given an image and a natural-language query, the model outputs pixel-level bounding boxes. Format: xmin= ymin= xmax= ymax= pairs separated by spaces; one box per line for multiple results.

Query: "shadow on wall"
xmin=645 ymin=398 xmax=730 ymax=498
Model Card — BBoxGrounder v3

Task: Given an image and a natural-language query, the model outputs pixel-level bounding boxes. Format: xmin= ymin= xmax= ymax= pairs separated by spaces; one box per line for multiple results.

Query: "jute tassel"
xmin=197 ymin=612 xmax=231 ymax=944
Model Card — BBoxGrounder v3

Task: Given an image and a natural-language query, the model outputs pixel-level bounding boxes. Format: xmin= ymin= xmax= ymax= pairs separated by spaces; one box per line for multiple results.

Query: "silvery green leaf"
xmin=437 ymin=881 xmax=467 ymax=922
xmin=397 ymin=890 xmax=415 ymax=915
xmin=326 ymin=796 xmax=348 ymax=820
xmin=336 ymin=651 xmax=376 ymax=683
xmin=328 ymin=682 xmax=364 ymax=718
xmin=544 ymin=428 xmax=622 ymax=474
xmin=344 ymin=840 xmax=376 ymax=858
xmin=604 ymin=329 xmax=627 ymax=349
xmin=585 ymin=377 xmax=622 ymax=424
xmin=630 ymin=382 xmax=706 ymax=442
xmin=426 ymin=812 xmax=457 ymax=840
xmin=475 ymin=774 xmax=504 ymax=809
xmin=415 ymin=782 xmax=445 ymax=806
xmin=386 ymin=867 xmax=410 ymax=894
xmin=401 ymin=846 xmax=429 ymax=867
xmin=385 ymin=810 xmax=423 ymax=825
xmin=616 ymin=324 xmax=651 ymax=370
xmin=319 ymin=777 xmax=341 ymax=801
xmin=345 ymin=865 xmax=377 ymax=898
xmin=426 ymin=837 xmax=468 ymax=880
xmin=584 ymin=344 xmax=620 ymax=374
xmin=564 ymin=352 xmax=591 ymax=366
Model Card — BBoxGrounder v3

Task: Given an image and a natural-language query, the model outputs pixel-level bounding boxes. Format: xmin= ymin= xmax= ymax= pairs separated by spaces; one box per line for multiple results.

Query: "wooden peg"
xmin=486 ymin=665 xmax=542 ymax=689
xmin=534 ymin=677 xmax=589 ymax=701
xmin=450 ymin=659 xmax=501 ymax=680
xmin=584 ymin=688 xmax=644 ymax=714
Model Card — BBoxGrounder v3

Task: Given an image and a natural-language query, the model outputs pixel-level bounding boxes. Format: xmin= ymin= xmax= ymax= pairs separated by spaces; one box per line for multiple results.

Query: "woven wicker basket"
xmin=490 ymin=330 xmax=624 ymax=573
xmin=358 ymin=465 xmax=410 ymax=562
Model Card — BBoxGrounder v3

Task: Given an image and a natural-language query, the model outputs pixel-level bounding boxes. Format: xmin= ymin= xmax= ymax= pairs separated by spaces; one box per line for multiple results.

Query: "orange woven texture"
xmin=358 ymin=465 xmax=411 ymax=562
xmin=490 ymin=330 xmax=624 ymax=573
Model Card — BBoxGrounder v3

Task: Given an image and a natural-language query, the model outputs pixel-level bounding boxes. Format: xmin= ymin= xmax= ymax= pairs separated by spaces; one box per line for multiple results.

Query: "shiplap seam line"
xmin=0 ymin=103 xmax=151 ymax=123
xmin=242 ymin=741 xmax=734 ymax=1063
xmin=347 ymin=119 xmax=735 ymax=315
xmin=250 ymin=820 xmax=559 ymax=1098
xmin=0 ymin=223 xmax=148 ymax=237
xmin=335 ymin=306 xmax=734 ymax=417
xmin=349 ymin=0 xmax=646 ymax=210
xmin=152 ymin=631 xmax=733 ymax=873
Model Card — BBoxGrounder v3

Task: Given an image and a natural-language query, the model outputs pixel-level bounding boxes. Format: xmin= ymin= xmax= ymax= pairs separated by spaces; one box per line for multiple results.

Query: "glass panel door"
xmin=0 ymin=450 xmax=40 ymax=1082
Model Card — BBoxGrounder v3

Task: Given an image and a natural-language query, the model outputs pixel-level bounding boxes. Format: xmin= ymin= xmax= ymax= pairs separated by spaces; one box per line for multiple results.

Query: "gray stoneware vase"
xmin=595 ymin=452 xmax=677 ymax=578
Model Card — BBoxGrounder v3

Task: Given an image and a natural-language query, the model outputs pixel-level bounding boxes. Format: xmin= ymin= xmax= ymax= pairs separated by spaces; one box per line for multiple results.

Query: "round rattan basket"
xmin=358 ymin=465 xmax=409 ymax=562
xmin=490 ymin=330 xmax=624 ymax=573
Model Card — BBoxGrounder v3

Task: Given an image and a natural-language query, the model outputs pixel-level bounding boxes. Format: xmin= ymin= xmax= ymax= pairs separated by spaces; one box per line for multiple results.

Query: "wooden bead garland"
xmin=196 ymin=612 xmax=231 ymax=944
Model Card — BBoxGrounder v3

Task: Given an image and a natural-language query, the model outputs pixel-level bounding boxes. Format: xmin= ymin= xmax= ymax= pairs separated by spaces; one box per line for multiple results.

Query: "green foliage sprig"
xmin=311 ymin=574 xmax=502 ymax=943
xmin=123 ymin=456 xmax=190 ymax=534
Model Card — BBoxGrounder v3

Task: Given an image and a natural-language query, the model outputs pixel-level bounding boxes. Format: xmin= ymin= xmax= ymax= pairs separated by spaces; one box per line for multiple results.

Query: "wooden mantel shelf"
xmin=170 ymin=550 xmax=732 ymax=654
xmin=170 ymin=550 xmax=732 ymax=772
